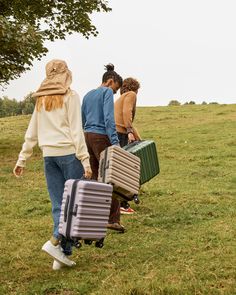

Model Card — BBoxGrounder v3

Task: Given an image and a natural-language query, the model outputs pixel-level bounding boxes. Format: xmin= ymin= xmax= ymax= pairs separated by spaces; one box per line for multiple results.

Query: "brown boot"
xmin=107 ymin=222 xmax=125 ymax=233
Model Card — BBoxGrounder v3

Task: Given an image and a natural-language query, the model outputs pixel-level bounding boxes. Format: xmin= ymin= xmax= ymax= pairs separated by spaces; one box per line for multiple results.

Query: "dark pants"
xmin=44 ymin=154 xmax=84 ymax=255
xmin=117 ymin=132 xmax=128 ymax=147
xmin=84 ymin=132 xmax=120 ymax=224
xmin=117 ymin=132 xmax=130 ymax=209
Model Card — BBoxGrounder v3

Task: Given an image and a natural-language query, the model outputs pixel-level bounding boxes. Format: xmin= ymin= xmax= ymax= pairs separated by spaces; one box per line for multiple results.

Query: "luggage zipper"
xmin=65 ymin=179 xmax=80 ymax=239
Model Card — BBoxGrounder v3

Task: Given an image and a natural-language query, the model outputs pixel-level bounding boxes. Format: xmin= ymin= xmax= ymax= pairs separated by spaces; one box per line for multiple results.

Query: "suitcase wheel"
xmin=133 ymin=195 xmax=140 ymax=204
xmin=95 ymin=241 xmax=104 ymax=248
xmin=95 ymin=239 xmax=104 ymax=248
xmin=84 ymin=239 xmax=93 ymax=245
xmin=74 ymin=241 xmax=82 ymax=249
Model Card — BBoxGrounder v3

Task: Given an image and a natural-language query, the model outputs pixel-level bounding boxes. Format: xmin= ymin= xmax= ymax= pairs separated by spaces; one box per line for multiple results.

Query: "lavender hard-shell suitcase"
xmin=98 ymin=145 xmax=141 ymax=204
xmin=59 ymin=179 xmax=113 ymax=248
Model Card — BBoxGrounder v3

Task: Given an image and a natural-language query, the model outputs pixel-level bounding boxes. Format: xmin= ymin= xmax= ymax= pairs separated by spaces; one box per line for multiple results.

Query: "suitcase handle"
xmin=123 ymin=140 xmax=143 ymax=150
xmin=100 ymin=158 xmax=110 ymax=175
xmin=99 ymin=159 xmax=105 ymax=177
xmin=72 ymin=204 xmax=78 ymax=216
xmin=100 ymin=147 xmax=109 ymax=182
xmin=64 ymin=195 xmax=70 ymax=222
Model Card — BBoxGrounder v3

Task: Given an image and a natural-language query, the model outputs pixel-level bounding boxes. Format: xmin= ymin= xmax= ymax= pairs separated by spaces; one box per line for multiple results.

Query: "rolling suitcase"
xmin=98 ymin=145 xmax=141 ymax=204
xmin=59 ymin=179 xmax=113 ymax=248
xmin=123 ymin=140 xmax=160 ymax=185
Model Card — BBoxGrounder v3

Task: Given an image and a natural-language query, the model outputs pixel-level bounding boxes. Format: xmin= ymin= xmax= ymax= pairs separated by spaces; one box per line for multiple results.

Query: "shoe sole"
xmin=120 ymin=211 xmax=134 ymax=215
xmin=52 ymin=265 xmax=63 ymax=270
xmin=52 ymin=262 xmax=76 ymax=270
xmin=52 ymin=260 xmax=64 ymax=270
xmin=107 ymin=226 xmax=125 ymax=233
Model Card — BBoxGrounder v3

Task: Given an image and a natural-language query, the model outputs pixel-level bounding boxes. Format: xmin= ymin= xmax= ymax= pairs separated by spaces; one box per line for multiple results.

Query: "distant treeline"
xmin=168 ymin=100 xmax=219 ymax=106
xmin=0 ymin=96 xmax=220 ymax=118
xmin=0 ymin=93 xmax=36 ymax=118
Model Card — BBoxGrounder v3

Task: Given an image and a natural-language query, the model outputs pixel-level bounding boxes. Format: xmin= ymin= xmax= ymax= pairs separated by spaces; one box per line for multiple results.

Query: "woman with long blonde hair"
xmin=13 ymin=59 xmax=92 ymax=270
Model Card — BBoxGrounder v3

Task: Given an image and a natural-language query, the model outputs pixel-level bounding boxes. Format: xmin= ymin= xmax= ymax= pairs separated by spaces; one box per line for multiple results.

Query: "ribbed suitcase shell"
xmin=123 ymin=140 xmax=160 ymax=185
xmin=98 ymin=145 xmax=140 ymax=202
xmin=59 ymin=180 xmax=113 ymax=241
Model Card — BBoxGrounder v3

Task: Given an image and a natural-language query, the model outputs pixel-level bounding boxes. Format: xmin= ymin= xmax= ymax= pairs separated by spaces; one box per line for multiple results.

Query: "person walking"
xmin=114 ymin=77 xmax=141 ymax=214
xmin=82 ymin=64 xmax=125 ymax=232
xmin=13 ymin=59 xmax=92 ymax=270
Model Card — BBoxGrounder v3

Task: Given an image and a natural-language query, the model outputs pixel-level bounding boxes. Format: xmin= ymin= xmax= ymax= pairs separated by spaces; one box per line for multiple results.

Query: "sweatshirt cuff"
xmin=16 ymin=159 xmax=26 ymax=168
xmin=126 ymin=127 xmax=134 ymax=134
xmin=81 ymin=158 xmax=90 ymax=170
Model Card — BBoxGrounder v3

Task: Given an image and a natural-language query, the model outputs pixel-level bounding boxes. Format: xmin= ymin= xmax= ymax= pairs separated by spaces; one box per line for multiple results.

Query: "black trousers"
xmin=84 ymin=132 xmax=120 ymax=223
xmin=117 ymin=132 xmax=128 ymax=147
xmin=117 ymin=132 xmax=130 ymax=208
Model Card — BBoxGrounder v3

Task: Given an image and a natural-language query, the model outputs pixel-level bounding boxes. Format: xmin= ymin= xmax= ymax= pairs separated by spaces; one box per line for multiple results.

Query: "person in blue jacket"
xmin=82 ymin=63 xmax=124 ymax=232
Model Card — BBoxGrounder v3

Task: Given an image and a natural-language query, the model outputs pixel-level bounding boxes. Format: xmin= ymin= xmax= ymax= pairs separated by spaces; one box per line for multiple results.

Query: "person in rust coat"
xmin=114 ymin=77 xmax=141 ymax=214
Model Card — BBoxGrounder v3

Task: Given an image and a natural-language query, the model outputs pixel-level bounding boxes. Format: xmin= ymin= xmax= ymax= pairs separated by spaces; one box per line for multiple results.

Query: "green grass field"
xmin=0 ymin=104 xmax=235 ymax=295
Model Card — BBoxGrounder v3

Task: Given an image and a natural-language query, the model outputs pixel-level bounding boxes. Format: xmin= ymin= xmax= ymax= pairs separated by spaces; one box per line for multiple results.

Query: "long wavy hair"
xmin=36 ymin=95 xmax=64 ymax=112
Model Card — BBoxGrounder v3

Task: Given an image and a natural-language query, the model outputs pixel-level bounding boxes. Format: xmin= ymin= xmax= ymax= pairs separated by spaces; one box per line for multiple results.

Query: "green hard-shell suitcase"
xmin=123 ymin=140 xmax=160 ymax=185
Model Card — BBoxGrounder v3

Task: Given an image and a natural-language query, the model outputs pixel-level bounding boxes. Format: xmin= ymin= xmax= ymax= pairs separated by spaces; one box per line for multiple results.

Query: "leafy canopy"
xmin=0 ymin=0 xmax=111 ymax=85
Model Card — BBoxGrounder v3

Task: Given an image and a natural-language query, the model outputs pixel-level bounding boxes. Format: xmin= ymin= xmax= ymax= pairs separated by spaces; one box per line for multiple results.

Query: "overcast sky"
xmin=2 ymin=0 xmax=236 ymax=106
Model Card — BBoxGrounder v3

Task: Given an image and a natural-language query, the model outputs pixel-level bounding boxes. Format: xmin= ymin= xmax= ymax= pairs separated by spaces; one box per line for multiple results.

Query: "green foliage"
xmin=0 ymin=96 xmax=21 ymax=117
xmin=0 ymin=93 xmax=36 ymax=117
xmin=0 ymin=104 xmax=236 ymax=294
xmin=168 ymin=100 xmax=181 ymax=106
xmin=184 ymin=101 xmax=196 ymax=105
xmin=0 ymin=0 xmax=111 ymax=85
xmin=0 ymin=15 xmax=47 ymax=86
xmin=21 ymin=92 xmax=36 ymax=115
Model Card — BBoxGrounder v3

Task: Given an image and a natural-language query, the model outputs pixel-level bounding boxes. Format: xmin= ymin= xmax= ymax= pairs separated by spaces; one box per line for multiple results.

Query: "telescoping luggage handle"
xmin=64 ymin=179 xmax=80 ymax=239
xmin=63 ymin=195 xmax=78 ymax=223
xmin=64 ymin=195 xmax=70 ymax=222
xmin=99 ymin=147 xmax=109 ymax=183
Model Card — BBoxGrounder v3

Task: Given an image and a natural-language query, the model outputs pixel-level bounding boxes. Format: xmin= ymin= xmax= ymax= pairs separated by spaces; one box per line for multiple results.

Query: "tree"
xmin=0 ymin=98 xmax=5 ymax=117
xmin=0 ymin=96 xmax=21 ymax=117
xmin=0 ymin=92 xmax=37 ymax=117
xmin=0 ymin=0 xmax=111 ymax=86
xmin=21 ymin=92 xmax=36 ymax=115
xmin=168 ymin=100 xmax=181 ymax=106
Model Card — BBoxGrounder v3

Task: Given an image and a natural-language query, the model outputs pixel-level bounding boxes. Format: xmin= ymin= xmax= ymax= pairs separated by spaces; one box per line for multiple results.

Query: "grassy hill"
xmin=0 ymin=104 xmax=235 ymax=295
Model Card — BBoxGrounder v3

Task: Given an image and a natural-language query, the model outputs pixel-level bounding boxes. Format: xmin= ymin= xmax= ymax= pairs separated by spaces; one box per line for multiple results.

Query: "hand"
xmin=128 ymin=133 xmax=135 ymax=143
xmin=84 ymin=167 xmax=92 ymax=179
xmin=13 ymin=166 xmax=24 ymax=178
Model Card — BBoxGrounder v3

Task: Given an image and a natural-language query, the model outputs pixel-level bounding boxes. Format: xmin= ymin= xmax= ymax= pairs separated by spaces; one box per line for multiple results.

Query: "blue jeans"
xmin=44 ymin=154 xmax=84 ymax=254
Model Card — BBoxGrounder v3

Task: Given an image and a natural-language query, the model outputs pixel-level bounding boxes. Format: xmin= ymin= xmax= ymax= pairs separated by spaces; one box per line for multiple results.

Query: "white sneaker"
xmin=52 ymin=260 xmax=64 ymax=270
xmin=42 ymin=240 xmax=76 ymax=267
xmin=52 ymin=258 xmax=76 ymax=271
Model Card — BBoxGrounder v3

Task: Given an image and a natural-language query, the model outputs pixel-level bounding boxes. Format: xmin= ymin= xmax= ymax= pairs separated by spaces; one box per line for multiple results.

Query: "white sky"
xmin=2 ymin=0 xmax=236 ymax=106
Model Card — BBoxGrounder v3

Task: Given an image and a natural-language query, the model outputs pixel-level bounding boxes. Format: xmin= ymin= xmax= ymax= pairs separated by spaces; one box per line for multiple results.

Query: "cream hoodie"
xmin=16 ymin=90 xmax=90 ymax=169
